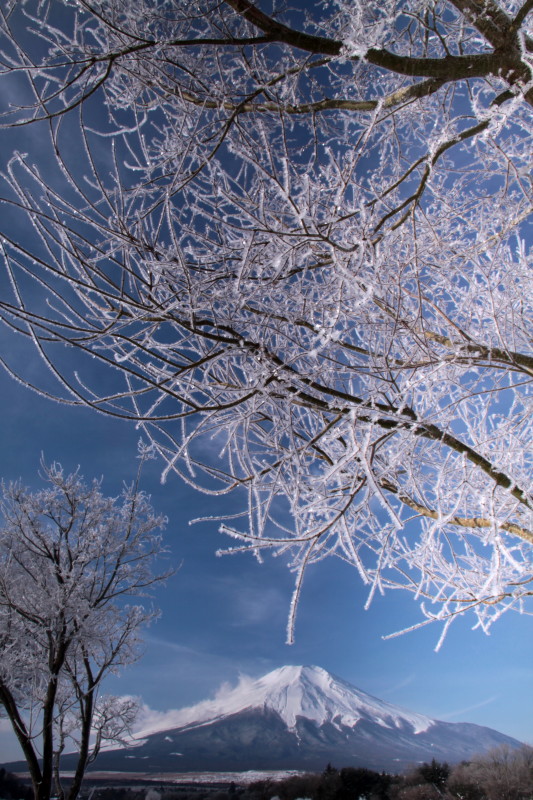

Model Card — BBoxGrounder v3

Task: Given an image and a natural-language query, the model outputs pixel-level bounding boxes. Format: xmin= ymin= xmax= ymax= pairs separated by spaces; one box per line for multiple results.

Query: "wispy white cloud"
xmin=438 ymin=696 xmax=499 ymax=720
xmin=131 ymin=673 xmax=250 ymax=738
xmin=142 ymin=636 xmax=205 ymax=657
xmin=132 ymin=703 xmax=190 ymax=737
xmin=380 ymin=674 xmax=417 ymax=695
xmin=129 ymin=633 xmax=276 ymax=714
xmin=228 ymin=584 xmax=287 ymax=627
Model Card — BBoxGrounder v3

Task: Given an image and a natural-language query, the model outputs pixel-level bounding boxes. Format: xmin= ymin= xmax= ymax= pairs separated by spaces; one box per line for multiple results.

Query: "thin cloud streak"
xmin=380 ymin=674 xmax=418 ymax=695
xmin=438 ymin=696 xmax=499 ymax=720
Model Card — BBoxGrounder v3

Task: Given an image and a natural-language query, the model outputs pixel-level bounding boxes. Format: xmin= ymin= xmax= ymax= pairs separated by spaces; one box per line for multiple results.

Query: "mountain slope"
xmin=2 ymin=665 xmax=524 ymax=774
xmin=135 ymin=665 xmax=433 ymax=738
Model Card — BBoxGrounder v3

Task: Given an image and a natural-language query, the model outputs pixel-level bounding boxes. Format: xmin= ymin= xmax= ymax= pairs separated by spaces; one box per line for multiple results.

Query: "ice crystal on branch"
xmin=0 ymin=462 xmax=168 ymax=800
xmin=0 ymin=0 xmax=531 ymax=643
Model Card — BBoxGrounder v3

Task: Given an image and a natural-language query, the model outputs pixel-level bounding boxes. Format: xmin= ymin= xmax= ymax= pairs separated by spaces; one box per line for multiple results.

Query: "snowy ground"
xmin=75 ymin=771 xmax=305 ymax=785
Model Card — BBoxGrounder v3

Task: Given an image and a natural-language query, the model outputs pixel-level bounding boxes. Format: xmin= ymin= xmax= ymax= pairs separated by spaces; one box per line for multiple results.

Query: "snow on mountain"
xmin=135 ymin=665 xmax=433 ymax=738
xmin=3 ymin=664 xmax=524 ymax=775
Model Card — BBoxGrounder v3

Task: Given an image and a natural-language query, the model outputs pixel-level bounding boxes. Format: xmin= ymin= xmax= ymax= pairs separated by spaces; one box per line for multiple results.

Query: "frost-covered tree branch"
xmin=0 ymin=0 xmax=531 ymax=644
xmin=0 ymin=462 xmax=168 ymax=800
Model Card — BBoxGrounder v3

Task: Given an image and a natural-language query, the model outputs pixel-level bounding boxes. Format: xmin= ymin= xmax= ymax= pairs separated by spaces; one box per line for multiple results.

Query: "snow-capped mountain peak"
xmin=136 ymin=665 xmax=433 ymax=737
xmin=11 ymin=664 xmax=521 ymax=775
xmin=259 ymin=665 xmax=432 ymax=732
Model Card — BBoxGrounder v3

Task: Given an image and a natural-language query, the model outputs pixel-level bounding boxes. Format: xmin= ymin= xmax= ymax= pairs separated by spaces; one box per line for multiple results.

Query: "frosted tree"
xmin=449 ymin=745 xmax=533 ymax=800
xmin=0 ymin=462 xmax=167 ymax=800
xmin=0 ymin=0 xmax=531 ymax=643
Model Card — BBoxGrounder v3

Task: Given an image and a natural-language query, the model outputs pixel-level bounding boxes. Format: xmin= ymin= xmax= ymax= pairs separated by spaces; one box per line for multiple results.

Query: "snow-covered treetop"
xmin=0 ymin=461 xmax=169 ymax=800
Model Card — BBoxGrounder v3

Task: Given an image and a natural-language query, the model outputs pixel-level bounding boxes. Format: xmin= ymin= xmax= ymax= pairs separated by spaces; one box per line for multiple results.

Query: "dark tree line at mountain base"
xmin=75 ymin=746 xmax=533 ymax=800
xmin=243 ymin=751 xmax=533 ymax=800
xmin=0 ymin=768 xmax=33 ymax=800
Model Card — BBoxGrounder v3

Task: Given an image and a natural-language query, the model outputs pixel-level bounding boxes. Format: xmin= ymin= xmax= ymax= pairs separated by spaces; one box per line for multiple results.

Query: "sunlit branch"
xmin=0 ymin=0 xmax=531 ymax=642
xmin=379 ymin=478 xmax=533 ymax=544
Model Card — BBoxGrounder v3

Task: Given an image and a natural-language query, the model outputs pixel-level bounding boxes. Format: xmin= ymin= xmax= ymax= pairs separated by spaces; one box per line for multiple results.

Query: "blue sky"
xmin=0 ymin=357 xmax=531 ymax=762
xmin=0 ymin=6 xmax=531 ymax=766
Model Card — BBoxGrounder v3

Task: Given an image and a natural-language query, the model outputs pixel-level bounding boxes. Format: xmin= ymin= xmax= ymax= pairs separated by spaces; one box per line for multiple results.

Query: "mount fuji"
xmin=4 ymin=665 xmax=524 ymax=774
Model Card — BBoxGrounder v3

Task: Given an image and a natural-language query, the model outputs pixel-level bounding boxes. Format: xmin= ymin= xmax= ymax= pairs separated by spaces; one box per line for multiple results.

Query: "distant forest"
xmin=2 ymin=746 xmax=532 ymax=800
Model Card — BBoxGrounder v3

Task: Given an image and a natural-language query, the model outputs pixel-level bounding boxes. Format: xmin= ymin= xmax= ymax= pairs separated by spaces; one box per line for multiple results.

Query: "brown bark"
xmin=224 ymin=0 xmax=532 ymax=95
xmin=0 ymin=682 xmax=47 ymax=800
